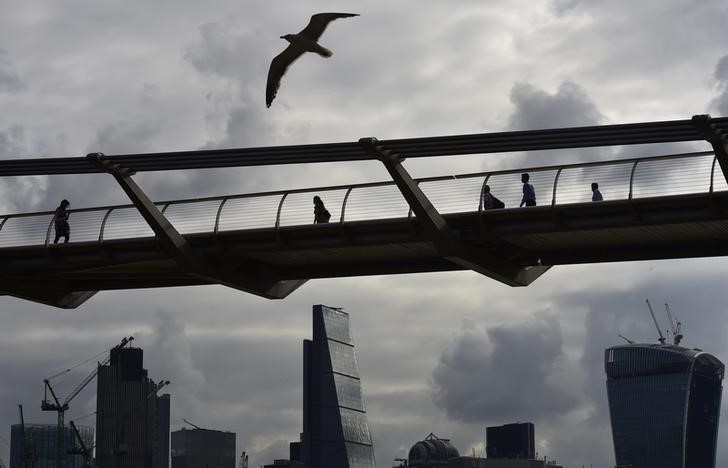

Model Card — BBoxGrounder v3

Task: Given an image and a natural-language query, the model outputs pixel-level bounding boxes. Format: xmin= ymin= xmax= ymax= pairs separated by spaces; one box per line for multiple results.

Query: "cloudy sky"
xmin=1 ymin=0 xmax=728 ymax=466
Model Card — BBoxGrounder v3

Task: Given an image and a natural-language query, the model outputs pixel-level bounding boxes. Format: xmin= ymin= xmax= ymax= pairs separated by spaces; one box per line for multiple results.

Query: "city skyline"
xmin=2 ymin=1 xmax=728 ymax=467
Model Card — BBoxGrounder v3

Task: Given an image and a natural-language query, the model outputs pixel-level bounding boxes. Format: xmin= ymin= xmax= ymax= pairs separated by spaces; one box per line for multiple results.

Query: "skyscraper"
xmin=170 ymin=427 xmax=235 ymax=468
xmin=300 ymin=305 xmax=376 ymax=468
xmin=486 ymin=423 xmax=535 ymax=459
xmin=95 ymin=346 xmax=170 ymax=468
xmin=9 ymin=423 xmax=93 ymax=468
xmin=605 ymin=343 xmax=724 ymax=468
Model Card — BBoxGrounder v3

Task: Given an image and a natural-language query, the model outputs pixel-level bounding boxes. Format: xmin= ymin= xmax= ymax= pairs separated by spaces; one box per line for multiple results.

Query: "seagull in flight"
xmin=266 ymin=13 xmax=359 ymax=108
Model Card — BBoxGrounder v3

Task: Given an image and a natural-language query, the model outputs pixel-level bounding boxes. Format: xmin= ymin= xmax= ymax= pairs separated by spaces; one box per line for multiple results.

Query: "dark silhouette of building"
xmin=605 ymin=343 xmax=724 ymax=468
xmin=9 ymin=423 xmax=93 ymax=468
xmin=447 ymin=458 xmax=562 ymax=468
xmin=95 ymin=346 xmax=170 ymax=468
xmin=407 ymin=433 xmax=459 ymax=467
xmin=486 ymin=423 xmax=535 ymax=459
xmin=262 ymin=461 xmax=304 ymax=468
xmin=153 ymin=394 xmax=170 ymax=468
xmin=300 ymin=305 xmax=375 ymax=468
xmin=170 ymin=427 xmax=235 ymax=468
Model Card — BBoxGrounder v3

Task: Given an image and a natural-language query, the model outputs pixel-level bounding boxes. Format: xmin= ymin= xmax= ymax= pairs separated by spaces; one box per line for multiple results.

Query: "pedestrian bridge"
xmin=1 ymin=115 xmax=728 ymax=308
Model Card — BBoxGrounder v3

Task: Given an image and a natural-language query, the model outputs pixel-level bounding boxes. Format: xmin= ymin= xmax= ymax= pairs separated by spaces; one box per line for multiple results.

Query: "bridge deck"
xmin=1 ymin=150 xmax=727 ymax=307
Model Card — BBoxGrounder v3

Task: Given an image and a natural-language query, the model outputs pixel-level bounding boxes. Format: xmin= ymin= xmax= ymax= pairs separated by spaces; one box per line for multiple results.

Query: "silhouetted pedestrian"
xmin=313 ymin=195 xmax=331 ymax=223
xmin=482 ymin=185 xmax=505 ymax=210
xmin=520 ymin=173 xmax=536 ymax=207
xmin=53 ymin=199 xmax=70 ymax=244
xmin=591 ymin=182 xmax=603 ymax=201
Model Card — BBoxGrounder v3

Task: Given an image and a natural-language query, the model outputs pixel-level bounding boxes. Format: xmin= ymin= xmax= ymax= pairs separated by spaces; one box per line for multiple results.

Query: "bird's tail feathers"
xmin=315 ymin=46 xmax=333 ymax=58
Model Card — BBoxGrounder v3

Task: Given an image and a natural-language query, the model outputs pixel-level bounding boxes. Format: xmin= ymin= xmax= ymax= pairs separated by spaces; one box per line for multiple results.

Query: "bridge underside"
xmin=1 ymin=192 xmax=727 ymax=308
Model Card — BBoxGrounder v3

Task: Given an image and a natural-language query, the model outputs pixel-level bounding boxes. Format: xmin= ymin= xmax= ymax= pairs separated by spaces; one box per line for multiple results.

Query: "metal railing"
xmin=0 ymin=150 xmax=722 ymax=248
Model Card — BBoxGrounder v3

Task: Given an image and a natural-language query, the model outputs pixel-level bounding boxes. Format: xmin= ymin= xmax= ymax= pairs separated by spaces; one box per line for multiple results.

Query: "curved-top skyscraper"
xmin=605 ymin=343 xmax=724 ymax=468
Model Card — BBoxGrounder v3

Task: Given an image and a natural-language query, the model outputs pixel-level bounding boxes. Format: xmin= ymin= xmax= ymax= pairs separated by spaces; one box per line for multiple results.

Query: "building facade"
xmin=95 ymin=346 xmax=170 ymax=468
xmin=447 ymin=458 xmax=562 ymax=468
xmin=9 ymin=423 xmax=93 ymax=468
xmin=407 ymin=434 xmax=460 ymax=467
xmin=300 ymin=305 xmax=376 ymax=468
xmin=486 ymin=423 xmax=535 ymax=460
xmin=170 ymin=428 xmax=235 ymax=468
xmin=605 ymin=343 xmax=724 ymax=468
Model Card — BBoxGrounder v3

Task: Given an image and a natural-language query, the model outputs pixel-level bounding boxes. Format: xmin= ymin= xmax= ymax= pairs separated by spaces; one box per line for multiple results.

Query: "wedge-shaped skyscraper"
xmin=605 ymin=344 xmax=724 ymax=468
xmin=301 ymin=305 xmax=375 ymax=468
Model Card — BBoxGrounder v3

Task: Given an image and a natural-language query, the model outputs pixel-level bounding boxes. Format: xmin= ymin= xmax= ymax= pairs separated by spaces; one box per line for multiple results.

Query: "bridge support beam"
xmin=0 ymin=275 xmax=97 ymax=309
xmin=359 ymin=138 xmax=549 ymax=286
xmin=693 ymin=114 xmax=728 ymax=184
xmin=86 ymin=153 xmax=307 ymax=299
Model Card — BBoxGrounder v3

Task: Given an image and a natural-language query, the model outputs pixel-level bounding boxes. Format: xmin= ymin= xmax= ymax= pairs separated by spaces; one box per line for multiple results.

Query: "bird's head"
xmin=280 ymin=34 xmax=294 ymax=42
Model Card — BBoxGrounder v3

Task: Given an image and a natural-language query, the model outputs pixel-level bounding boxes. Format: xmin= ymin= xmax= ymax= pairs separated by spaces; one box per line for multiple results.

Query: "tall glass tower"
xmin=301 ymin=305 xmax=376 ymax=468
xmin=605 ymin=344 xmax=724 ymax=468
xmin=9 ymin=424 xmax=93 ymax=468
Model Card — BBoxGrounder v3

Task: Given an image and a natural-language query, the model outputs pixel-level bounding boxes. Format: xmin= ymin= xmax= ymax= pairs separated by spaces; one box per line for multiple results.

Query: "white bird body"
xmin=266 ymin=13 xmax=359 ymax=107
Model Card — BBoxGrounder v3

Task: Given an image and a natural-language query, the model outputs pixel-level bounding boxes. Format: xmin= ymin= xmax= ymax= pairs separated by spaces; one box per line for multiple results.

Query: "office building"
xmin=9 ymin=423 xmax=93 ymax=468
xmin=153 ymin=394 xmax=171 ymax=468
xmin=262 ymin=461 xmax=305 ymax=468
xmin=486 ymin=423 xmax=535 ymax=459
xmin=605 ymin=343 xmax=724 ymax=468
xmin=171 ymin=427 xmax=235 ymax=468
xmin=447 ymin=458 xmax=562 ymax=468
xmin=300 ymin=305 xmax=376 ymax=468
xmin=407 ymin=434 xmax=459 ymax=467
xmin=95 ymin=346 xmax=171 ymax=468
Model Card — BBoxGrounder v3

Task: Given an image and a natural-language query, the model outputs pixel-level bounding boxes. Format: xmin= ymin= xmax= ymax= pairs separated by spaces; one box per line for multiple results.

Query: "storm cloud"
xmin=2 ymin=1 xmax=728 ymax=467
xmin=431 ymin=315 xmax=576 ymax=423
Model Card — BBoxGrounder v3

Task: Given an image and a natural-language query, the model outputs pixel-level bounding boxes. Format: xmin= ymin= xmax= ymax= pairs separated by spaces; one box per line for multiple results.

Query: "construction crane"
xmin=618 ymin=334 xmax=636 ymax=345
xmin=0 ymin=433 xmax=7 ymax=468
xmin=182 ymin=419 xmax=205 ymax=430
xmin=645 ymin=299 xmax=666 ymax=345
xmin=664 ymin=303 xmax=684 ymax=346
xmin=41 ymin=336 xmax=133 ymax=468
xmin=67 ymin=421 xmax=94 ymax=468
xmin=18 ymin=405 xmax=35 ymax=468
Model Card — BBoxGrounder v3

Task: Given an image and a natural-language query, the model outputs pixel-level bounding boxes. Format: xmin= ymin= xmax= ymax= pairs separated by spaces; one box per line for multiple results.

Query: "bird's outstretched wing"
xmin=299 ymin=13 xmax=359 ymax=41
xmin=266 ymin=44 xmax=305 ymax=107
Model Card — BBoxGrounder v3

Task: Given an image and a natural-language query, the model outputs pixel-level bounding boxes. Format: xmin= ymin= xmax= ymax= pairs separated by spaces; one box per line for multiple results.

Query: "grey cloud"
xmin=183 ymin=22 xmax=268 ymax=86
xmin=87 ymin=122 xmax=162 ymax=155
xmin=550 ymin=0 xmax=581 ymax=15
xmin=508 ymin=81 xmax=604 ymax=131
xmin=715 ymin=54 xmax=728 ymax=82
xmin=431 ymin=315 xmax=577 ymax=423
xmin=0 ymin=126 xmax=49 ymax=213
xmin=711 ymin=54 xmax=728 ymax=115
xmin=0 ymin=50 xmax=24 ymax=93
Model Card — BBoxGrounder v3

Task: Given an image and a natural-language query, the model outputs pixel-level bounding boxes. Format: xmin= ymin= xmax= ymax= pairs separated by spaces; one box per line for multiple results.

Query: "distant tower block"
xmin=486 ymin=422 xmax=535 ymax=459
xmin=96 ymin=346 xmax=170 ymax=468
xmin=605 ymin=344 xmax=724 ymax=467
xmin=301 ymin=305 xmax=376 ymax=468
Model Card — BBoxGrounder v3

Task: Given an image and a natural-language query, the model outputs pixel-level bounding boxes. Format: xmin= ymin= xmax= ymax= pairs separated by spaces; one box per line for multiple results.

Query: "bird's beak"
xmin=280 ymin=36 xmax=285 ymax=39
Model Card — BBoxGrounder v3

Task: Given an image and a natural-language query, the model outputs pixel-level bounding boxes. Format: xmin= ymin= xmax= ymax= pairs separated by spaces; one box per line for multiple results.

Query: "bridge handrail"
xmin=0 ymin=150 xmax=721 ymax=248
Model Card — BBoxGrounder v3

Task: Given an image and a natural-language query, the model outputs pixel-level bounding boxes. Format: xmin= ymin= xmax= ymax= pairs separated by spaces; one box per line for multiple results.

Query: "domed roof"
xmin=408 ymin=434 xmax=460 ymax=466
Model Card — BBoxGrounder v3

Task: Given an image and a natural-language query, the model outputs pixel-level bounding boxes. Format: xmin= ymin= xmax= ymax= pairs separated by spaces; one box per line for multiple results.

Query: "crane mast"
xmin=664 ymin=303 xmax=684 ymax=345
xmin=41 ymin=336 xmax=133 ymax=468
xmin=68 ymin=421 xmax=93 ymax=468
xmin=645 ymin=299 xmax=666 ymax=344
xmin=18 ymin=405 xmax=34 ymax=468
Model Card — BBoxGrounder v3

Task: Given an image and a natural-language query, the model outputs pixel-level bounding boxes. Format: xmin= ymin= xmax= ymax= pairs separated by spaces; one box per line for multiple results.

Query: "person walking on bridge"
xmin=313 ymin=195 xmax=331 ymax=223
xmin=591 ymin=182 xmax=603 ymax=201
xmin=519 ymin=173 xmax=536 ymax=207
xmin=53 ymin=199 xmax=71 ymax=244
xmin=482 ymin=185 xmax=505 ymax=210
